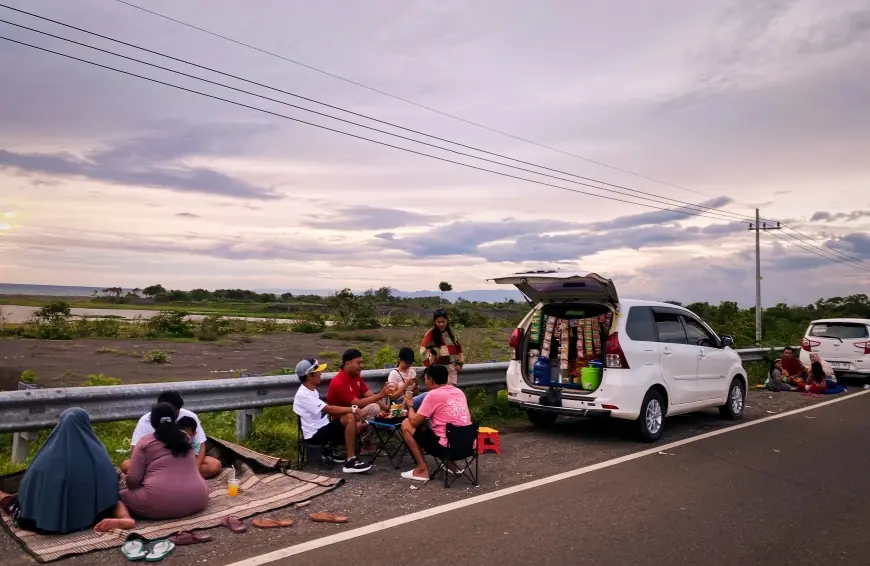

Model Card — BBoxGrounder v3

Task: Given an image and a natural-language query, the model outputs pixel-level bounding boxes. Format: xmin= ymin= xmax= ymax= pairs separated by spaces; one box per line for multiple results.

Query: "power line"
xmin=766 ymin=231 xmax=870 ymax=272
xmin=0 ymin=5 xmax=762 ymax=225
xmin=0 ymin=34 xmax=755 ymax=224
xmin=111 ymin=0 xmax=755 ymax=209
xmin=779 ymin=224 xmax=870 ymax=269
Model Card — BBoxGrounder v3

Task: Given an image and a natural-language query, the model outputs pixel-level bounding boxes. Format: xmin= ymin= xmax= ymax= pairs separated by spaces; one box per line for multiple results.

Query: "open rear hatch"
xmin=489 ymin=271 xmax=619 ymax=305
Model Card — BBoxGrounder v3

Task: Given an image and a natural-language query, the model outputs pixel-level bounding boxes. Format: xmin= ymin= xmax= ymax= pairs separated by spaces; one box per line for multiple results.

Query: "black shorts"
xmin=307 ymin=419 xmax=345 ymax=446
xmin=414 ymin=426 xmax=449 ymax=459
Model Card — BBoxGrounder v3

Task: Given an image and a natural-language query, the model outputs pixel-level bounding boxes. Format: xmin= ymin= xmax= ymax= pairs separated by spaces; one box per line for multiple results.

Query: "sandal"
xmin=145 ymin=540 xmax=175 ymax=562
xmin=168 ymin=531 xmax=213 ymax=545
xmin=309 ymin=512 xmax=349 ymax=524
xmin=121 ymin=539 xmax=147 ymax=561
xmin=252 ymin=518 xmax=294 ymax=529
xmin=220 ymin=515 xmax=247 ymax=533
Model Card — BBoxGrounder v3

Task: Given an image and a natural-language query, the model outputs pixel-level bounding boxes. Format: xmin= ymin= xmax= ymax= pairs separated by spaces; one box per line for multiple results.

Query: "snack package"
xmin=559 ymin=319 xmax=570 ymax=372
xmin=541 ymin=315 xmax=557 ymax=358
xmin=528 ymin=311 xmax=544 ymax=344
xmin=592 ymin=317 xmax=602 ymax=355
xmin=583 ymin=319 xmax=594 ymax=357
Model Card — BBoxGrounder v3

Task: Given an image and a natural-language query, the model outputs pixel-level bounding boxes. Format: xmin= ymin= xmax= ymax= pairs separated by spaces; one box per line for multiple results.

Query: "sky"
xmin=1 ymin=0 xmax=869 ymax=306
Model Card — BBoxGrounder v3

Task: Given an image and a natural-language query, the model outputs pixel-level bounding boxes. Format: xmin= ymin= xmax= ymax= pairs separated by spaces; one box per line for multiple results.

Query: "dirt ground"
xmin=0 ymin=328 xmax=512 ymax=390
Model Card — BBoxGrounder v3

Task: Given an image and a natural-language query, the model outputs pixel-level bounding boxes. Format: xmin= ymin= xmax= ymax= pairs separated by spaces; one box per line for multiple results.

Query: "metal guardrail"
xmin=0 ymin=348 xmax=781 ymax=462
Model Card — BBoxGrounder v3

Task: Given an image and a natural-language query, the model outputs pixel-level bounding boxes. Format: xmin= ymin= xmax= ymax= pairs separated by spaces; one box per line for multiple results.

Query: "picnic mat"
xmin=0 ymin=437 xmax=343 ymax=563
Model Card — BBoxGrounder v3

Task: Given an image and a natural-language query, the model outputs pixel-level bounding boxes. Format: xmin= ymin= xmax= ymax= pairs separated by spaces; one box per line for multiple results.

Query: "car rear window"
xmin=809 ymin=323 xmax=869 ymax=339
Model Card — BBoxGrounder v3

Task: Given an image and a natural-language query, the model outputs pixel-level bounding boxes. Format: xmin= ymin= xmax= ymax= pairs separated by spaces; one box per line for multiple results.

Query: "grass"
xmin=143 ymin=349 xmax=172 ymax=364
xmin=95 ymin=347 xmax=138 ymax=357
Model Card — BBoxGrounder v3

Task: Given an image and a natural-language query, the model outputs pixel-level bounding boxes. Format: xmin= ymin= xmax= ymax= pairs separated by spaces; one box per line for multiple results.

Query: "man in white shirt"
xmin=121 ymin=390 xmax=222 ymax=479
xmin=292 ymin=358 xmax=373 ymax=474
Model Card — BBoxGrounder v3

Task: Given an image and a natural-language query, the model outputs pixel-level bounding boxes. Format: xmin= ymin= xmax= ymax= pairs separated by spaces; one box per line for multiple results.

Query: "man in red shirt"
xmin=781 ymin=346 xmax=807 ymax=380
xmin=326 ymin=349 xmax=394 ymax=437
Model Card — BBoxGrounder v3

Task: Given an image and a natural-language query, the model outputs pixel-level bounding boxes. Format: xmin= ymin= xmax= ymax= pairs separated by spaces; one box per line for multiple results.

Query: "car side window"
xmin=682 ymin=316 xmax=717 ymax=347
xmin=653 ymin=311 xmax=688 ymax=345
xmin=626 ymin=306 xmax=657 ymax=342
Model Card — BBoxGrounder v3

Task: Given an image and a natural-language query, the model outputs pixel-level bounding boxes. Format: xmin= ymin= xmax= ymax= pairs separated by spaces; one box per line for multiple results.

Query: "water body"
xmin=0 ymin=305 xmax=296 ymax=325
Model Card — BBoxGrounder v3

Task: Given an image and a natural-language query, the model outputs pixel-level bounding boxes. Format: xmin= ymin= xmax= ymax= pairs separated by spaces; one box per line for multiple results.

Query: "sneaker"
xmin=342 ymin=458 xmax=373 ymax=474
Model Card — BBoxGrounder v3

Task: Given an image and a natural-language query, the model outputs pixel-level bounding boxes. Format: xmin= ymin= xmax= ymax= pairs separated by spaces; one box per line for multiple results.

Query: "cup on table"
xmin=228 ymin=478 xmax=240 ymax=497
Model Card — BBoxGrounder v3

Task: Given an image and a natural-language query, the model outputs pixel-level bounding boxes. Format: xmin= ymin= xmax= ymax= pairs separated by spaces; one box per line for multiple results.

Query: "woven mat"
xmin=0 ymin=438 xmax=343 ymax=563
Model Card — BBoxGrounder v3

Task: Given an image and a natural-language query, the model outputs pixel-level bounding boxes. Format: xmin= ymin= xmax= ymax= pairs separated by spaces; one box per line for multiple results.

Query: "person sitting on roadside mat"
xmin=400 ymin=364 xmax=471 ymax=482
xmin=767 ymin=358 xmax=796 ymax=392
xmin=780 ymin=347 xmax=807 ymax=385
xmin=292 ymin=358 xmax=373 ymax=474
xmin=120 ymin=390 xmax=222 ymax=479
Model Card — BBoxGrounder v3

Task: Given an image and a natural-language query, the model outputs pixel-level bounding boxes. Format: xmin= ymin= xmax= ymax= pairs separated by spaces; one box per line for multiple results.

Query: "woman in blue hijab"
xmin=12 ymin=407 xmax=134 ymax=534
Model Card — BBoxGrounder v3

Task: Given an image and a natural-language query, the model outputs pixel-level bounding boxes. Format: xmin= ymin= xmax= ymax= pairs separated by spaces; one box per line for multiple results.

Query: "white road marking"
xmin=226 ymin=390 xmax=869 ymax=566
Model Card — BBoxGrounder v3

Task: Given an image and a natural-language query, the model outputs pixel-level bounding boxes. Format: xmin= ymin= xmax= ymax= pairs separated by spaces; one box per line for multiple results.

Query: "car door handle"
xmin=698 ymin=351 xmax=707 ymax=359
xmin=662 ymin=347 xmax=672 ymax=355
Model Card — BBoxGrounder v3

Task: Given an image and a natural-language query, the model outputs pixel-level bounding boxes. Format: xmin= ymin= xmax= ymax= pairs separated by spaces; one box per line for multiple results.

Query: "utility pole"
xmin=749 ymin=209 xmax=781 ymax=346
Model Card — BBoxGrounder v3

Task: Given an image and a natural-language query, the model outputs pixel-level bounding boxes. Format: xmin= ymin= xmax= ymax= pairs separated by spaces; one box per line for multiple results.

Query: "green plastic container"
xmin=580 ymin=367 xmax=602 ymax=391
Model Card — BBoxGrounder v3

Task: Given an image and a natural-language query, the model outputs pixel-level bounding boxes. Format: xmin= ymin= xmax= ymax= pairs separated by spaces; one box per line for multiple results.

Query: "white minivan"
xmin=492 ymin=271 xmax=748 ymax=442
xmin=800 ymin=318 xmax=870 ymax=379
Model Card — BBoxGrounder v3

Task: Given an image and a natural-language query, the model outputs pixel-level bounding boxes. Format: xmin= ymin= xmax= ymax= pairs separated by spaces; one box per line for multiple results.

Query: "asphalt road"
xmin=267 ymin=392 xmax=870 ymax=566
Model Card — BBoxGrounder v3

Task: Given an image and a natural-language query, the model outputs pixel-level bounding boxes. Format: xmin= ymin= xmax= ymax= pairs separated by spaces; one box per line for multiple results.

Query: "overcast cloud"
xmin=1 ymin=0 xmax=870 ymax=306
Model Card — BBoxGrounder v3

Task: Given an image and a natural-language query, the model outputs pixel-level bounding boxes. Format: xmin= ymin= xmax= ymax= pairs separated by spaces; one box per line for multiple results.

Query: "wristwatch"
xmin=351 ymin=405 xmax=358 ymax=415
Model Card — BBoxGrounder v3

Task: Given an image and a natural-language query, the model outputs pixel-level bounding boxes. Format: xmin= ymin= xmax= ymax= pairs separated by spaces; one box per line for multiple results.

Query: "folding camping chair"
xmin=428 ymin=422 xmax=480 ymax=487
xmin=294 ymin=414 xmax=339 ymax=470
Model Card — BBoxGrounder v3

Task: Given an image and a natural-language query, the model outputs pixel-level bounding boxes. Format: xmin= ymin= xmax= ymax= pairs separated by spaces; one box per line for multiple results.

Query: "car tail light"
xmin=854 ymin=341 xmax=870 ymax=355
xmin=509 ymin=328 xmax=523 ymax=360
xmin=801 ymin=337 xmax=820 ymax=351
xmin=604 ymin=332 xmax=630 ymax=369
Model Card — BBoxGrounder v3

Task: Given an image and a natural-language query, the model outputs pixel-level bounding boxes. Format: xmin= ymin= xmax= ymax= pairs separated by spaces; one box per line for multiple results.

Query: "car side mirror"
xmin=721 ymin=335 xmax=733 ymax=348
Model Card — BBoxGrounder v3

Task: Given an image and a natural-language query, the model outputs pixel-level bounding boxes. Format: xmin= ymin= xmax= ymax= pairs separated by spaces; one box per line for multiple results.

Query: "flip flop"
xmin=220 ymin=515 xmax=247 ymax=533
xmin=168 ymin=531 xmax=213 ymax=545
xmin=252 ymin=518 xmax=294 ymax=529
xmin=121 ymin=539 xmax=147 ymax=561
xmin=308 ymin=512 xmax=349 ymax=524
xmin=144 ymin=540 xmax=175 ymax=562
xmin=401 ymin=470 xmax=429 ymax=482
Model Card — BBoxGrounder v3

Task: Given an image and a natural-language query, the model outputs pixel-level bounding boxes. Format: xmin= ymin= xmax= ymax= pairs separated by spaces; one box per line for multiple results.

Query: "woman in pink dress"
xmin=120 ymin=403 xmax=209 ymax=520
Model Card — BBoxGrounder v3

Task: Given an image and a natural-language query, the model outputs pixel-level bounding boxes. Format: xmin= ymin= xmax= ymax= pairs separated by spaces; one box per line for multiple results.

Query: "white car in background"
xmin=491 ymin=271 xmax=748 ymax=442
xmin=800 ymin=318 xmax=870 ymax=379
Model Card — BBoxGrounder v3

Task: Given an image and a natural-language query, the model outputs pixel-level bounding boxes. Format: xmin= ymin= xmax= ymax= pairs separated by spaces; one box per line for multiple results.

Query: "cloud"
xmin=310 ymin=206 xmax=443 ymax=230
xmin=810 ymin=210 xmax=870 ymax=223
xmin=175 ymin=212 xmax=200 ymax=218
xmin=589 ymin=196 xmax=735 ymax=230
xmin=0 ymin=124 xmax=282 ymax=200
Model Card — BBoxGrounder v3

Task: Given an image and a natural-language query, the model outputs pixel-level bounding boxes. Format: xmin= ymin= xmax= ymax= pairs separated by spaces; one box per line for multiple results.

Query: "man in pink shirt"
xmin=400 ymin=364 xmax=471 ymax=481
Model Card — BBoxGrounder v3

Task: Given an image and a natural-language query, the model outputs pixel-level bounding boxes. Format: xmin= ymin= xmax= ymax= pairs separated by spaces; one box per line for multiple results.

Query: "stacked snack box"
xmin=583 ymin=319 xmax=594 ymax=357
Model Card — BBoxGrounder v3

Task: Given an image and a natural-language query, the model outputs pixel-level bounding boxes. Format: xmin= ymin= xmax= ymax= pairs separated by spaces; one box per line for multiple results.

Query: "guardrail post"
xmin=234 ymin=372 xmax=260 ymax=441
xmin=11 ymin=381 xmax=42 ymax=463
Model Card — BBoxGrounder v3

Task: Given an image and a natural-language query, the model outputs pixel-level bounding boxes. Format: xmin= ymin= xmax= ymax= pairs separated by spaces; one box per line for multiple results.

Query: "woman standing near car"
xmin=420 ymin=309 xmax=464 ymax=385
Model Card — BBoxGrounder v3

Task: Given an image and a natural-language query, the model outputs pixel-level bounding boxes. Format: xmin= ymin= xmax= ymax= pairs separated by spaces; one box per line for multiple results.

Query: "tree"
xmin=34 ymin=301 xmax=71 ymax=324
xmin=189 ymin=288 xmax=211 ymax=302
xmin=142 ymin=284 xmax=166 ymax=298
xmin=101 ymin=287 xmax=123 ymax=298
xmin=438 ymin=281 xmax=453 ymax=304
xmin=280 ymin=292 xmax=294 ymax=302
xmin=374 ymin=286 xmax=393 ymax=302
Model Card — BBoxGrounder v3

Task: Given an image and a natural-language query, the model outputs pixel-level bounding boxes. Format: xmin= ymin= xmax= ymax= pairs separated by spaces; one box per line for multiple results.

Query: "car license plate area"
xmin=830 ymin=362 xmax=850 ymax=370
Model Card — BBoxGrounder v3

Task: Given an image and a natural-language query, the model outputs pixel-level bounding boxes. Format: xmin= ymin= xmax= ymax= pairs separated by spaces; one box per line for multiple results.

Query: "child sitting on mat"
xmin=177 ymin=416 xmax=201 ymax=457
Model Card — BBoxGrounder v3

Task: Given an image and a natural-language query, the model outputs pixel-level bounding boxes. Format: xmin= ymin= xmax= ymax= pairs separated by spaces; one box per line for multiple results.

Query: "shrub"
xmin=246 ymin=406 xmax=299 ymax=460
xmin=144 ymin=349 xmax=172 ymax=364
xmin=290 ymin=313 xmax=326 ymax=334
xmin=81 ymin=374 xmax=123 ymax=387
xmin=147 ymin=311 xmax=193 ymax=338
xmin=197 ymin=315 xmax=232 ymax=341
xmin=19 ymin=370 xmax=37 ymax=384
xmin=371 ymin=345 xmax=396 ymax=369
xmin=34 ymin=301 xmax=71 ymax=323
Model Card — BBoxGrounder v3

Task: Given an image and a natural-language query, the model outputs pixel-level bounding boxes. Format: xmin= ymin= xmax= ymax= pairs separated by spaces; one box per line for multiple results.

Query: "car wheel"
xmin=636 ymin=390 xmax=665 ymax=443
xmin=719 ymin=378 xmax=745 ymax=420
xmin=527 ymin=409 xmax=558 ymax=428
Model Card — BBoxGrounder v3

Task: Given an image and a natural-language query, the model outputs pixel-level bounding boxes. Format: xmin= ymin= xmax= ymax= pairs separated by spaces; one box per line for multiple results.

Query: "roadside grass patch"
xmin=143 ymin=349 xmax=172 ymax=364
